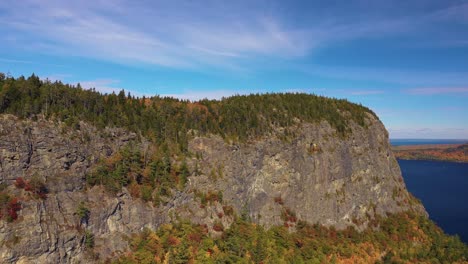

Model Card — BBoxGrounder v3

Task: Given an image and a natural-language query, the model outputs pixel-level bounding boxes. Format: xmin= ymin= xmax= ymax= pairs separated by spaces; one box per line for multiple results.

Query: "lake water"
xmin=398 ymin=159 xmax=468 ymax=243
xmin=391 ymin=139 xmax=468 ymax=146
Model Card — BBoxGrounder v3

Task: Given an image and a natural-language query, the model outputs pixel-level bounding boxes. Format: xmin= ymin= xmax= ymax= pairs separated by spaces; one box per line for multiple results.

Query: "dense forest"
xmin=0 ymin=73 xmax=375 ymax=151
xmin=114 ymin=212 xmax=467 ymax=263
xmin=86 ymin=143 xmax=190 ymax=206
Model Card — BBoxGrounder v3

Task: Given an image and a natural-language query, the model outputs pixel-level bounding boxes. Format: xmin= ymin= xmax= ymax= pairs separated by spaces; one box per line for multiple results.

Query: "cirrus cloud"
xmin=406 ymin=87 xmax=468 ymax=95
xmin=1 ymin=0 xmax=468 ymax=71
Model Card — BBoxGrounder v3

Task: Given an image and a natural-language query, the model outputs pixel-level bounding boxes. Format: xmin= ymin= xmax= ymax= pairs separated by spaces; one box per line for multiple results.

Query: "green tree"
xmin=76 ymin=202 xmax=90 ymax=225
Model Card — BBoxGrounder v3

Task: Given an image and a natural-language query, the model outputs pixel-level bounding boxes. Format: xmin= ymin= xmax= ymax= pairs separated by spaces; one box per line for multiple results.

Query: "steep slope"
xmin=0 ymin=111 xmax=425 ymax=263
xmin=0 ymin=74 xmax=455 ymax=263
xmin=186 ymin=113 xmax=425 ymax=230
xmin=0 ymin=115 xmax=146 ymax=262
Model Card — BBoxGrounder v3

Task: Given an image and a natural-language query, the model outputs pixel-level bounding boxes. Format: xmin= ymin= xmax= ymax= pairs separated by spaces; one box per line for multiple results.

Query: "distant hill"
xmin=393 ymin=143 xmax=468 ymax=163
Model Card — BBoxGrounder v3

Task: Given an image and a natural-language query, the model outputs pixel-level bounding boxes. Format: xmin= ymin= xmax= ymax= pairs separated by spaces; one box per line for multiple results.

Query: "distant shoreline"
xmin=392 ymin=143 xmax=468 ymax=163
xmin=390 ymin=139 xmax=468 ymax=146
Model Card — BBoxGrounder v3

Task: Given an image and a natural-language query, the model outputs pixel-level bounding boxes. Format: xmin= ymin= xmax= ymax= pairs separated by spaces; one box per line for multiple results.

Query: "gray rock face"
xmin=187 ymin=114 xmax=425 ymax=230
xmin=0 ymin=114 xmax=134 ymax=191
xmin=0 ymin=115 xmax=160 ymax=263
xmin=0 ymin=114 xmax=425 ymax=263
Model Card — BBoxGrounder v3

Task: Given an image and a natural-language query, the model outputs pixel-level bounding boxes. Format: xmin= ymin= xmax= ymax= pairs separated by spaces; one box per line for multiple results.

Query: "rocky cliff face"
xmin=0 ymin=114 xmax=146 ymax=263
xmin=187 ymin=113 xmax=425 ymax=229
xmin=0 ymin=113 xmax=425 ymax=263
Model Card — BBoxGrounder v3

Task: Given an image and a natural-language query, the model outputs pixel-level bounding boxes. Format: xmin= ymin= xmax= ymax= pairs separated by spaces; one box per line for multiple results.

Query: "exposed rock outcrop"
xmin=187 ymin=113 xmax=425 ymax=230
xmin=0 ymin=114 xmax=425 ymax=263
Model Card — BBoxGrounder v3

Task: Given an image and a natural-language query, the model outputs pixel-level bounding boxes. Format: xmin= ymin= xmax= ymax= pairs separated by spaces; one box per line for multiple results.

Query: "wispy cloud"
xmin=0 ymin=58 xmax=34 ymax=64
xmin=0 ymin=1 xmax=311 ymax=69
xmin=388 ymin=127 xmax=468 ymax=139
xmin=439 ymin=106 xmax=468 ymax=112
xmin=37 ymin=74 xmax=145 ymax=96
xmin=160 ymin=90 xmax=246 ymax=101
xmin=0 ymin=57 xmax=65 ymax=67
xmin=300 ymin=64 xmax=468 ymax=86
xmin=347 ymin=89 xmax=385 ymax=95
xmin=429 ymin=2 xmax=468 ymax=23
xmin=313 ymin=88 xmax=386 ymax=98
xmin=406 ymin=87 xmax=468 ymax=95
xmin=1 ymin=1 xmax=467 ymax=70
xmin=41 ymin=73 xmax=72 ymax=82
xmin=416 ymin=128 xmax=432 ymax=133
xmin=76 ymin=79 xmax=144 ymax=96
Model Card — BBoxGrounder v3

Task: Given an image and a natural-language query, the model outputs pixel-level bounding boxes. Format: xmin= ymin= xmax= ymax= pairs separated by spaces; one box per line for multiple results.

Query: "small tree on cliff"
xmin=76 ymin=202 xmax=90 ymax=226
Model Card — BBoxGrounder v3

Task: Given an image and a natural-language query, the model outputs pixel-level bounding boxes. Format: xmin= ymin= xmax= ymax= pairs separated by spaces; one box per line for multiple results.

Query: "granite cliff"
xmin=0 ymin=110 xmax=425 ymax=263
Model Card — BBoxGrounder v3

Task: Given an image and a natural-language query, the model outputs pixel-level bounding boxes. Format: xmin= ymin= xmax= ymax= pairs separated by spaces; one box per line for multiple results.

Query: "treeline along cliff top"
xmin=1 ymin=73 xmax=468 ymax=263
xmin=0 ymin=73 xmax=375 ymax=147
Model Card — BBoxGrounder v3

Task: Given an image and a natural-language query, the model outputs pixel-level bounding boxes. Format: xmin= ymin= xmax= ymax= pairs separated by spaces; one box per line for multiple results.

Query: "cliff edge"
xmin=0 ymin=111 xmax=425 ymax=263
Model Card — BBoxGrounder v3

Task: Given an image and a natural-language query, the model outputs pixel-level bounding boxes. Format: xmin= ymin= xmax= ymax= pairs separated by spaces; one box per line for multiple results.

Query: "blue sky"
xmin=1 ymin=0 xmax=467 ymax=139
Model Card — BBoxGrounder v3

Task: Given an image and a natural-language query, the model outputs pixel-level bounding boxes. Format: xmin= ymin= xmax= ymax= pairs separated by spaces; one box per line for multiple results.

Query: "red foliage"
xmin=21 ymin=179 xmax=47 ymax=200
xmin=24 ymin=183 xmax=32 ymax=192
xmin=7 ymin=198 xmax=21 ymax=221
xmin=8 ymin=198 xmax=21 ymax=210
xmin=281 ymin=207 xmax=297 ymax=223
xmin=14 ymin=177 xmax=26 ymax=189
xmin=167 ymin=236 xmax=180 ymax=246
xmin=212 ymin=222 xmax=224 ymax=232
xmin=8 ymin=209 xmax=18 ymax=220
xmin=188 ymin=232 xmax=202 ymax=243
xmin=217 ymin=212 xmax=224 ymax=218
xmin=329 ymin=228 xmax=337 ymax=239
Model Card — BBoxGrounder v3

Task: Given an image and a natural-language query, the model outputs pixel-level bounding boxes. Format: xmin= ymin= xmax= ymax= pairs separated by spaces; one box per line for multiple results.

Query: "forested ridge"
xmin=1 ymin=73 xmax=468 ymax=263
xmin=393 ymin=144 xmax=468 ymax=163
xmin=115 ymin=212 xmax=468 ymax=263
xmin=0 ymin=73 xmax=375 ymax=149
xmin=0 ymin=72 xmax=377 ymax=214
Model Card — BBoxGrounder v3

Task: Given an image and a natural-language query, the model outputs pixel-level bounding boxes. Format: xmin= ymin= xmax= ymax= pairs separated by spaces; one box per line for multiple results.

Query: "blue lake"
xmin=391 ymin=139 xmax=468 ymax=146
xmin=398 ymin=159 xmax=468 ymax=243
